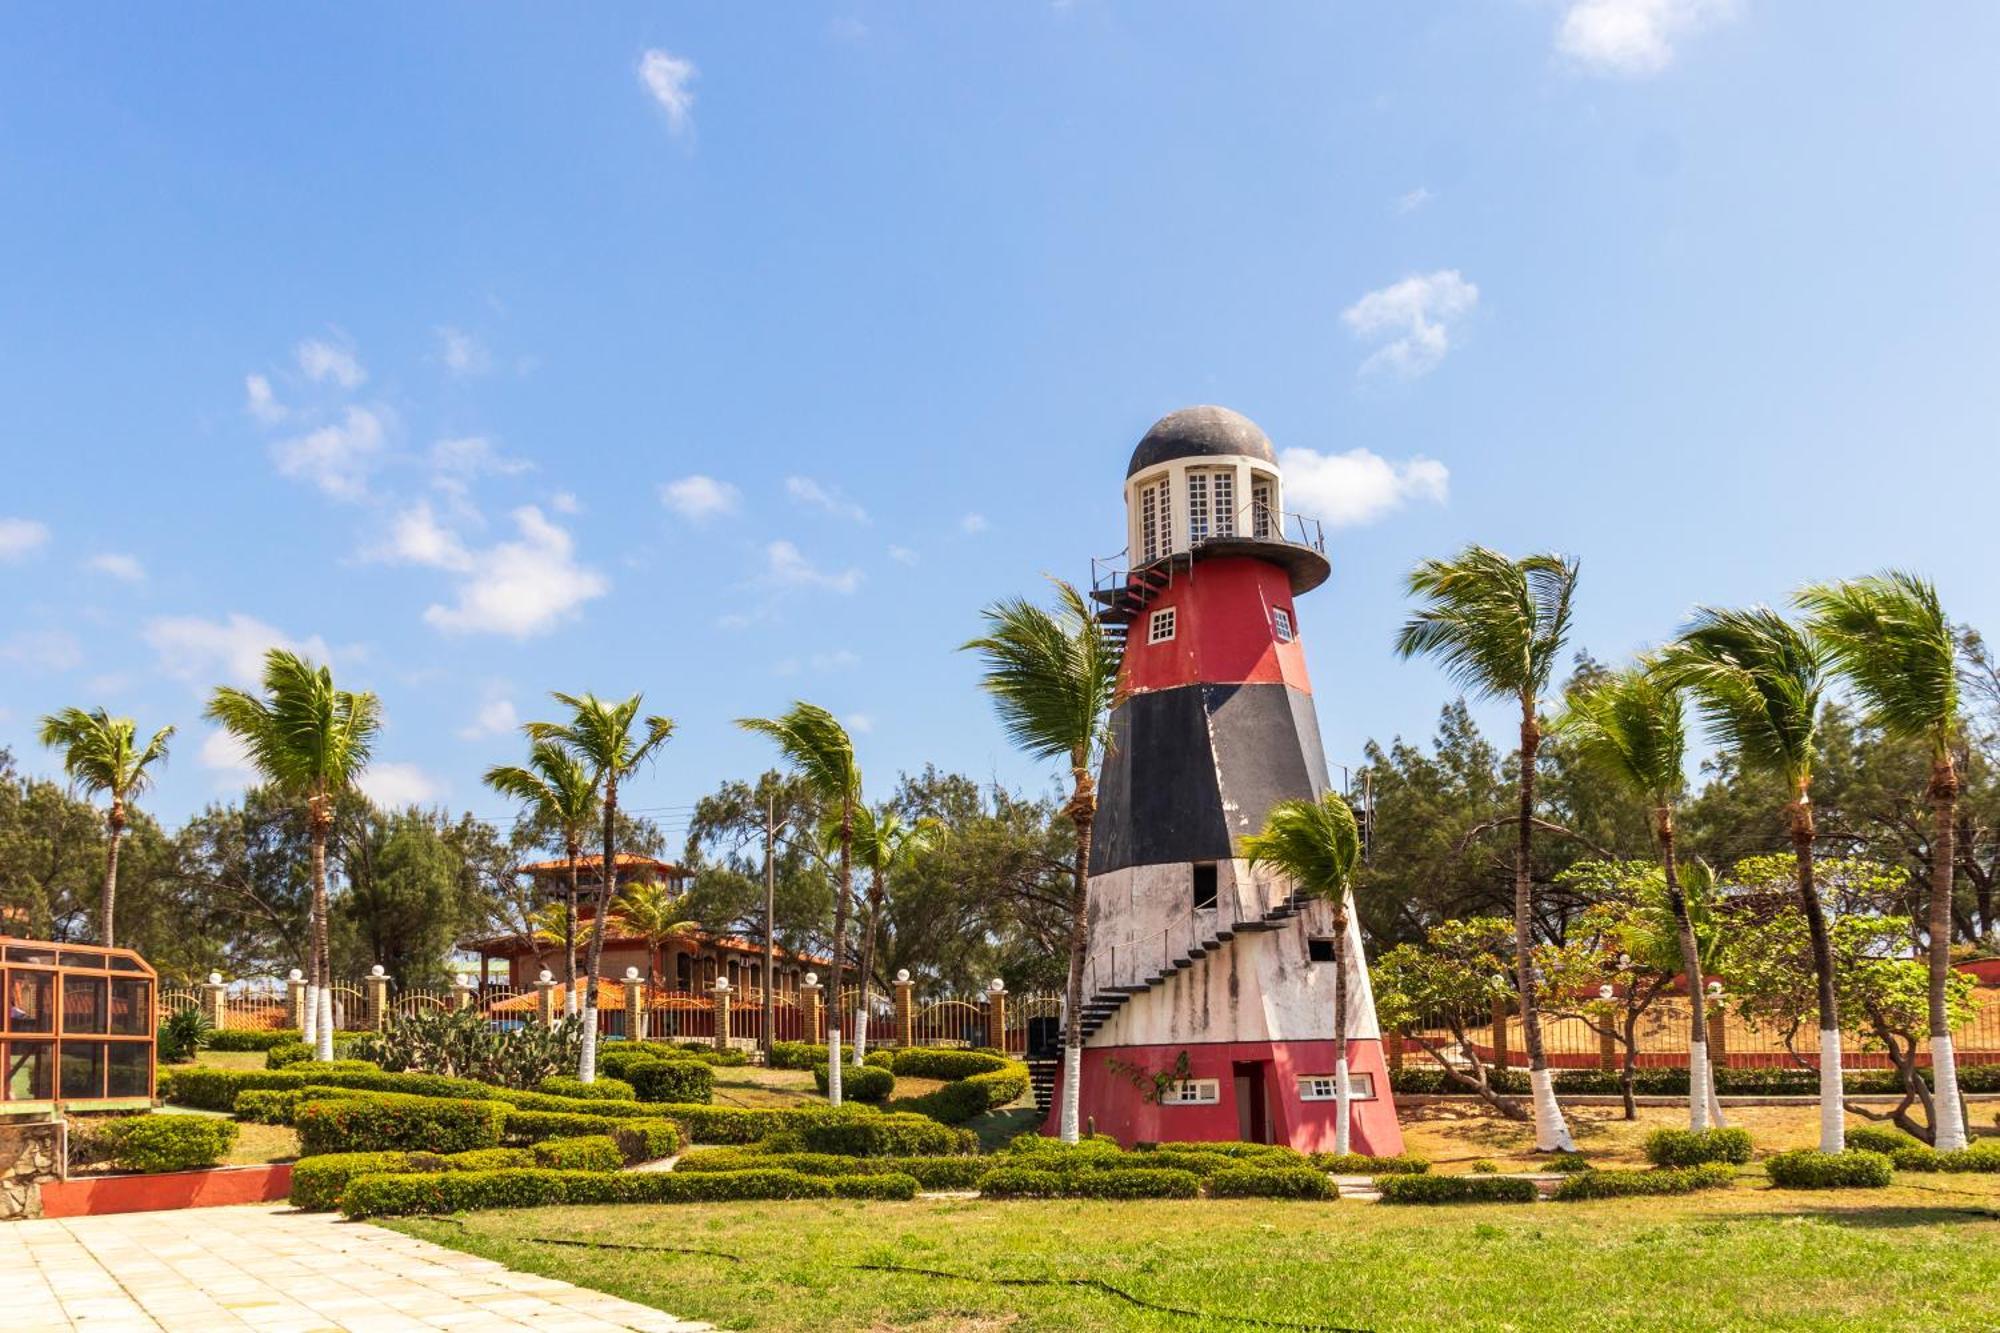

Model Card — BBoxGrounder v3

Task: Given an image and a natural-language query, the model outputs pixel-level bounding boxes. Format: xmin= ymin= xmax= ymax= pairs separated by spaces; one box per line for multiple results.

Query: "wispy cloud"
xmin=661 ymin=474 xmax=741 ymax=522
xmin=1342 ymin=270 xmax=1479 ymax=378
xmin=1556 ymin=0 xmax=1737 ymax=78
xmin=296 ymin=336 xmax=366 ymax=389
xmin=85 ymin=552 xmax=146 ymax=583
xmin=959 ymin=513 xmax=989 ymax=535
xmin=457 ymin=690 xmax=520 ymax=741
xmin=197 ymin=727 xmax=256 ymax=779
xmin=1394 ymin=187 xmax=1433 ymax=215
xmin=0 ymin=517 xmax=51 ymax=562
xmin=786 ymin=476 xmax=868 ymax=523
xmin=774 ymin=648 xmax=861 ymax=676
xmin=244 ymin=373 xmax=286 ymax=424
xmin=358 ymin=761 xmax=443 ymax=808
xmin=887 ymin=545 xmax=919 ymax=566
xmin=270 ymin=405 xmax=386 ymax=501
xmin=422 ymin=506 xmax=609 ymax=637
xmin=431 ymin=436 xmax=530 ymax=478
xmin=436 ymin=326 xmax=492 ymax=377
xmin=764 ymin=540 xmax=861 ymax=594
xmin=0 ymin=629 xmax=83 ymax=672
xmin=1278 ymin=448 xmax=1450 ymax=528
xmin=145 ymin=612 xmax=333 ymax=686
xmin=844 ymin=712 xmax=875 ymax=735
xmin=371 ymin=501 xmax=474 ymax=572
xmin=638 ymin=48 xmax=698 ymax=135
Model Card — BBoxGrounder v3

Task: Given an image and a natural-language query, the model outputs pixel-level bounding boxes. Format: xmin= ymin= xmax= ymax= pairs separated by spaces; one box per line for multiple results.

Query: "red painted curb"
xmin=38 ymin=1164 xmax=293 ymax=1218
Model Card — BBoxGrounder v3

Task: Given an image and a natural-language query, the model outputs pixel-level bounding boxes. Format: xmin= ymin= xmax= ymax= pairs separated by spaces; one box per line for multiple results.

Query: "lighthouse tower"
xmin=1049 ymin=405 xmax=1403 ymax=1154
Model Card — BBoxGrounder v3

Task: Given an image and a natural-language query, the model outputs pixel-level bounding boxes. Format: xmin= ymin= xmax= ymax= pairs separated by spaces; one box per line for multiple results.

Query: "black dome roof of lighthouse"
xmin=1126 ymin=405 xmax=1277 ymax=478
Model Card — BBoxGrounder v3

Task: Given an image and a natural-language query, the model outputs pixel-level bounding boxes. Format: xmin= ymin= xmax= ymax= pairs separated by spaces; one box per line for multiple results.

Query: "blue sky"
xmin=3 ymin=4 xmax=1998 ymax=843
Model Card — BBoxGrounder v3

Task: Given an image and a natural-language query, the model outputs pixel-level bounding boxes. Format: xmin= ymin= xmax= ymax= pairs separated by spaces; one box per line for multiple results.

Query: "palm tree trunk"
xmin=827 ymin=794 xmax=852 ymax=1106
xmin=1928 ymin=754 xmax=1969 ymax=1150
xmin=853 ymin=877 xmax=883 ymax=1065
xmin=1060 ymin=768 xmax=1097 ymax=1144
xmin=579 ymin=777 xmax=618 ymax=1082
xmin=762 ymin=792 xmax=776 ymax=1059
xmin=1516 ymin=706 xmax=1574 ymax=1152
xmin=1790 ymin=796 xmax=1844 ymax=1152
xmin=1658 ymin=809 xmax=1710 ymax=1132
xmin=310 ymin=795 xmax=334 ymax=1062
xmin=564 ymin=840 xmax=582 ymax=1018
xmin=100 ymin=802 xmax=124 ymax=948
xmin=1331 ymin=899 xmax=1351 ymax=1156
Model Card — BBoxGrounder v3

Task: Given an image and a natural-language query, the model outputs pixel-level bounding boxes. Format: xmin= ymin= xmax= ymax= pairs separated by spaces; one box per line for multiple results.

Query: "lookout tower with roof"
xmin=1044 ymin=405 xmax=1403 ymax=1153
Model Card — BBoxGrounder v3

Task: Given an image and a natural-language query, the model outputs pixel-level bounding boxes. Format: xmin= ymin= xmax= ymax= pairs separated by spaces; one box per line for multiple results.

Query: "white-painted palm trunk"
xmin=1528 ymin=1068 xmax=1576 ymax=1152
xmin=578 ymin=1008 xmax=599 ymax=1083
xmin=1705 ymin=1050 xmax=1728 ymax=1129
xmin=852 ymin=1010 xmax=869 ymax=1065
xmin=302 ymin=982 xmax=319 ymax=1046
xmin=1332 ymin=1055 xmax=1352 ymax=1156
xmin=1687 ymin=1041 xmax=1711 ymax=1133
xmin=826 ymin=1028 xmax=844 ymax=1105
xmin=566 ymin=990 xmax=581 ymax=1017
xmin=1931 ymin=1035 xmax=1969 ymax=1151
xmin=1059 ymin=1042 xmax=1082 ymax=1142
xmin=1818 ymin=1028 xmax=1845 ymax=1152
xmin=315 ymin=988 xmax=334 ymax=1062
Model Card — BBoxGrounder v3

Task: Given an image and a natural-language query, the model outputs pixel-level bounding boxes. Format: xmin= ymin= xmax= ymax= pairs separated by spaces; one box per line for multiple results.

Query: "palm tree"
xmin=1241 ymin=793 xmax=1364 ymax=1154
xmin=611 ymin=878 xmax=701 ymax=1029
xmin=484 ymin=741 xmax=602 ymax=1016
xmin=963 ymin=579 xmax=1120 ymax=1142
xmin=205 ymin=649 xmax=379 ymax=1061
xmin=1394 ymin=545 xmax=1580 ymax=1152
xmin=1555 ymin=664 xmax=1719 ymax=1131
xmin=526 ymin=692 xmax=674 ymax=1082
xmin=844 ymin=804 xmax=944 ymax=1062
xmin=36 ymin=707 xmax=174 ymax=947
xmin=737 ymin=703 xmax=861 ymax=1105
xmin=1800 ymin=572 xmax=1969 ymax=1149
xmin=1656 ymin=607 xmax=1844 ymax=1151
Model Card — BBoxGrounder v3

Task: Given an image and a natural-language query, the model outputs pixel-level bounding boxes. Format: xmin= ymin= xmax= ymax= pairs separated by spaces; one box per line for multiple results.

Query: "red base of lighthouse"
xmin=1042 ymin=1038 xmax=1405 ymax=1156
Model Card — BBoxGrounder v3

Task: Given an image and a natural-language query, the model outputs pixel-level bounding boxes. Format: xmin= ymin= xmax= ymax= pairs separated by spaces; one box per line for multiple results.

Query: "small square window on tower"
xmin=1192 ymin=863 xmax=1219 ymax=910
xmin=1149 ymin=607 xmax=1177 ymax=644
xmin=1272 ymin=606 xmax=1295 ymax=643
xmin=1306 ymin=936 xmax=1336 ymax=963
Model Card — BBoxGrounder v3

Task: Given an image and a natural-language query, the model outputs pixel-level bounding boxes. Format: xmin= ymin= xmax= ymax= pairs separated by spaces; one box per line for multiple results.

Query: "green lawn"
xmin=389 ymin=1174 xmax=2000 ymax=1331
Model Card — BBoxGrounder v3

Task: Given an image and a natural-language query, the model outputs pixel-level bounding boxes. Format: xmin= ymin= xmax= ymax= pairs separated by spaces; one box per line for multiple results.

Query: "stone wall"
xmin=0 ymin=1120 xmax=65 ymax=1221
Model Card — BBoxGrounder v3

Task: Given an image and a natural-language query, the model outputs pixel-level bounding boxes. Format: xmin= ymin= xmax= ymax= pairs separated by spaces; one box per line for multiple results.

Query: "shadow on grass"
xmin=1692 ymin=1199 xmax=2000 ymax=1230
xmin=968 ymin=1104 xmax=1043 ymax=1152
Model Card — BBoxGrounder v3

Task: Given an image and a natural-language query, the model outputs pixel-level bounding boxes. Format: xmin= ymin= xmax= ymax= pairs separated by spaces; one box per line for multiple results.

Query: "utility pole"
xmin=762 ymin=785 xmax=776 ymax=1059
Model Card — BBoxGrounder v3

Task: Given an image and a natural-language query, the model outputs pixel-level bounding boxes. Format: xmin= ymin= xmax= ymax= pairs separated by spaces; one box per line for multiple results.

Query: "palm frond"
xmin=1798 ymin=571 xmax=1957 ymax=753
xmin=37 ymin=706 xmax=174 ymax=802
xmin=1394 ymin=545 xmax=1578 ymax=701
xmin=1239 ymin=793 xmax=1361 ymax=903
xmin=202 ymin=648 xmax=380 ymax=796
xmin=1653 ymin=606 xmax=1824 ymax=791
xmin=961 ymin=577 xmax=1120 ymax=770
xmin=737 ymin=702 xmax=859 ymax=803
xmin=1552 ymin=662 xmax=1686 ymax=806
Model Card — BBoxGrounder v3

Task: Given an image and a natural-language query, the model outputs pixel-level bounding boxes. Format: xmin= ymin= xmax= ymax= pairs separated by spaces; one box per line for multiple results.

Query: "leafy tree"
xmin=484 ymin=741 xmax=601 ymax=1014
xmin=205 ymin=649 xmax=380 ymax=1061
xmin=35 ymin=707 xmax=173 ymax=947
xmin=336 ymin=808 xmax=468 ymax=987
xmin=1801 ymin=571 xmax=1973 ymax=1149
xmin=1395 ymin=545 xmax=1581 ymax=1152
xmin=1241 ymin=793 xmax=1365 ymax=1152
xmin=844 ymin=803 xmax=943 ymax=1061
xmin=1370 ymin=917 xmax=1526 ymax=1119
xmin=963 ymin=579 xmax=1120 ymax=1143
xmin=526 ymin=692 xmax=674 ymax=1082
xmin=610 ymin=878 xmax=700 ymax=991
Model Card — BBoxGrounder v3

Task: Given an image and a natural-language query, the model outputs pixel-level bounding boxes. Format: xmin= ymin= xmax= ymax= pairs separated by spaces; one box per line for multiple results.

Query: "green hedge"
xmin=1311 ymin=1151 xmax=1430 ymax=1175
xmin=1206 ymin=1166 xmax=1336 ymax=1200
xmin=1886 ymin=1143 xmax=2000 ymax=1174
xmin=1375 ymin=1173 xmax=1539 ymax=1204
xmin=1642 ymin=1127 xmax=1755 ymax=1167
xmin=339 ymin=1167 xmax=852 ymax=1218
xmin=812 ymin=1064 xmax=895 ymax=1104
xmin=445 ymin=1148 xmax=537 ymax=1171
xmin=232 ymin=1089 xmax=305 ymax=1125
xmin=610 ymin=1119 xmax=683 ymax=1164
xmin=831 ymin=1172 xmax=920 ymax=1200
xmin=296 ymin=1093 xmax=506 ymax=1155
xmin=883 ymin=1048 xmax=1011 ymax=1080
xmin=623 ymin=1058 xmax=716 ymax=1105
xmin=265 ymin=1041 xmax=315 ymax=1069
xmin=1764 ymin=1149 xmax=1895 ymax=1190
xmin=792 ymin=1111 xmax=977 ymax=1158
xmin=675 ymin=1147 xmax=990 ymax=1190
xmin=1844 ymin=1126 xmax=1923 ymax=1156
xmin=1552 ymin=1164 xmax=1736 ymax=1201
xmin=87 ymin=1115 xmax=238 ymax=1173
xmin=768 ymin=1042 xmax=829 ymax=1071
xmin=978 ymin=1166 xmax=1200 ymax=1200
xmin=537 ymin=1075 xmax=635 ymax=1101
xmin=1144 ymin=1140 xmax=1305 ymax=1163
xmin=530 ymin=1135 xmax=623 ymax=1172
xmin=291 ymin=1152 xmax=449 ymax=1210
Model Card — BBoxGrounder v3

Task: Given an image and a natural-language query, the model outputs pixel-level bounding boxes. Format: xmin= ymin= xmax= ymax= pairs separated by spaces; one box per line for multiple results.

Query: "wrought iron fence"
xmin=911 ymin=998 xmax=986 ymax=1048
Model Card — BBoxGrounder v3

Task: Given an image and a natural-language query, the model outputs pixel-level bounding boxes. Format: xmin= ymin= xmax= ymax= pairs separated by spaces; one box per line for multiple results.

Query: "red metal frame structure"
xmin=2 ymin=936 xmax=156 ymax=1113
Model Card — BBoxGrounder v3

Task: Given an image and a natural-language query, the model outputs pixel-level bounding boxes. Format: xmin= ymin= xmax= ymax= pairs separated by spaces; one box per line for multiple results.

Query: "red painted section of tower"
xmin=1044 ymin=1038 xmax=1404 ymax=1155
xmin=1120 ymin=558 xmax=1314 ymax=696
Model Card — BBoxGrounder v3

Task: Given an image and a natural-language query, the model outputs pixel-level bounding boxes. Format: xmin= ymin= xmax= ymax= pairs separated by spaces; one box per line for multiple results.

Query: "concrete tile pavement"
xmin=0 ymin=1203 xmax=717 ymax=1331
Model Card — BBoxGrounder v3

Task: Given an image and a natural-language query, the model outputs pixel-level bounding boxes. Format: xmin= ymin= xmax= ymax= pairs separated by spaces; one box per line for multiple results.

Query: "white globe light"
xmin=370 ymin=964 xmax=386 ymax=977
xmin=805 ymin=972 xmax=819 ymax=987
xmin=1597 ymin=984 xmax=1614 ymax=1000
xmin=895 ymin=968 xmax=910 ymax=983
xmin=624 ymin=966 xmax=641 ymax=980
xmin=288 ymin=968 xmax=303 ymax=982
xmin=1707 ymin=980 xmax=1724 ymax=995
xmin=207 ymin=972 xmax=223 ymax=986
xmin=538 ymin=969 xmax=554 ymax=984
xmin=990 ymin=978 xmax=1006 ymax=993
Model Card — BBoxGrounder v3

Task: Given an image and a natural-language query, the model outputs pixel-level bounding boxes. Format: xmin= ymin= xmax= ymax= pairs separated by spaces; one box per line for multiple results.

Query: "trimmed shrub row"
xmin=894 ymin=1065 xmax=1030 ymax=1125
xmin=768 ymin=1042 xmax=829 ymax=1071
xmin=610 ymin=1119 xmax=683 ymax=1163
xmin=338 ymin=1167 xmax=910 ymax=1218
xmin=622 ymin=1059 xmax=716 ymax=1105
xmin=167 ymin=1063 xmax=718 ymax=1116
xmin=813 ymin=1064 xmax=896 ymax=1104
xmin=536 ymin=1075 xmax=636 ymax=1102
xmin=1764 ymin=1149 xmax=1895 ymax=1190
xmin=978 ymin=1166 xmax=1201 ymax=1200
xmin=1311 ymin=1151 xmax=1430 ymax=1175
xmin=675 ymin=1147 xmax=991 ymax=1190
xmin=1207 ymin=1166 xmax=1337 ymax=1200
xmin=1375 ymin=1174 xmax=1539 ymax=1204
xmin=1885 ymin=1143 xmax=2000 ymax=1174
xmin=879 ymin=1048 xmax=1012 ymax=1080
xmin=1552 ymin=1163 xmax=1737 ymax=1201
xmin=529 ymin=1135 xmax=624 ymax=1172
xmin=204 ymin=1029 xmax=372 ymax=1053
xmin=1642 ymin=1127 xmax=1755 ymax=1167
xmin=79 ymin=1115 xmax=239 ymax=1173
xmin=296 ymin=1093 xmax=508 ymax=1156
xmin=786 ymin=1111 xmax=978 ymax=1158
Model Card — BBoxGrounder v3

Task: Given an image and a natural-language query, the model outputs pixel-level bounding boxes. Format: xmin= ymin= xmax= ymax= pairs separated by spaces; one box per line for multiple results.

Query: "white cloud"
xmin=1279 ymin=447 xmax=1450 ymax=528
xmin=551 ymin=491 xmax=582 ymax=515
xmin=1341 ymin=270 xmax=1480 ymax=378
xmin=661 ymin=474 xmax=741 ymax=522
xmin=437 ymin=326 xmax=492 ymax=377
xmin=431 ymin=436 xmax=530 ymax=478
xmin=638 ymin=48 xmax=698 ymax=134
xmin=197 ymin=727 xmax=256 ymax=779
xmin=1556 ymin=0 xmax=1737 ymax=78
xmin=844 ymin=712 xmax=874 ymax=735
xmin=786 ymin=476 xmax=868 ymax=523
xmin=0 ymin=517 xmax=51 ymax=561
xmin=85 ymin=552 xmax=145 ymax=583
xmin=271 ymin=405 xmax=386 ymax=501
xmin=0 ymin=629 xmax=83 ymax=672
xmin=244 ymin=373 xmax=286 ymax=424
xmin=959 ymin=512 xmax=989 ymax=535
xmin=764 ymin=540 xmax=861 ymax=595
xmin=423 ymin=506 xmax=609 ymax=637
xmin=887 ymin=545 xmax=919 ymax=566
xmin=358 ymin=761 xmax=443 ymax=808
xmin=457 ymin=692 xmax=520 ymax=741
xmin=372 ymin=501 xmax=475 ymax=573
xmin=296 ymin=337 xmax=366 ymax=389
xmin=1395 ymin=187 xmax=1433 ymax=215
xmin=144 ymin=613 xmax=332 ymax=686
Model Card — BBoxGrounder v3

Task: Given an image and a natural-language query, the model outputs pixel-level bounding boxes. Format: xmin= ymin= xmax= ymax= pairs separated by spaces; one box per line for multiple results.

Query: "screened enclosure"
xmin=2 ymin=938 xmax=156 ymax=1109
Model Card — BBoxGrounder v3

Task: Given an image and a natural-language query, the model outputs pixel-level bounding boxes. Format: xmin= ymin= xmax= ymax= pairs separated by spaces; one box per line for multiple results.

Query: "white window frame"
xmin=1272 ymin=606 xmax=1294 ymax=643
xmin=1298 ymin=1072 xmax=1376 ymax=1102
xmin=1148 ymin=607 xmax=1177 ymax=644
xmin=1160 ymin=1078 xmax=1220 ymax=1106
xmin=1139 ymin=477 xmax=1171 ymax=562
xmin=1186 ymin=471 xmax=1212 ymax=545
xmin=1251 ymin=477 xmax=1275 ymax=539
xmin=1210 ymin=468 xmax=1236 ymax=538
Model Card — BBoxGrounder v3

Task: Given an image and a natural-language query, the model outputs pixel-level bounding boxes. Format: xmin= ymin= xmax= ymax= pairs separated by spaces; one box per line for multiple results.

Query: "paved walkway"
xmin=2 ymin=1203 xmax=715 ymax=1332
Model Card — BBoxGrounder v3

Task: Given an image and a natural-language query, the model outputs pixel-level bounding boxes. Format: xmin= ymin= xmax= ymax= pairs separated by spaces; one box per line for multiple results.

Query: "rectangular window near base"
xmin=1192 ymin=863 xmax=1218 ymax=910
xmin=1161 ymin=1078 xmax=1220 ymax=1106
xmin=1149 ymin=607 xmax=1176 ymax=644
xmin=1299 ymin=1072 xmax=1375 ymax=1102
xmin=1306 ymin=936 xmax=1336 ymax=964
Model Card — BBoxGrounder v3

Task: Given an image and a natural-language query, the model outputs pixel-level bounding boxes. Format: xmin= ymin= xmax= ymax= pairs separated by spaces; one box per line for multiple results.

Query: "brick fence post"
xmin=366 ymin=965 xmax=391 ymax=1031
xmin=1386 ymin=1027 xmax=1404 ymax=1076
xmin=624 ymin=967 xmax=647 ymax=1042
xmin=985 ymin=979 xmax=1007 ymax=1052
xmin=1491 ymin=996 xmax=1511 ymax=1071
xmin=894 ymin=971 xmax=914 ymax=1048
xmin=1707 ymin=984 xmax=1728 ymax=1070
xmin=536 ymin=969 xmax=556 ymax=1028
xmin=202 ymin=972 xmax=228 ymax=1032
xmin=285 ymin=968 xmax=308 ymax=1031
xmin=800 ymin=974 xmax=823 ymax=1044
xmin=712 ymin=977 xmax=733 ymax=1051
